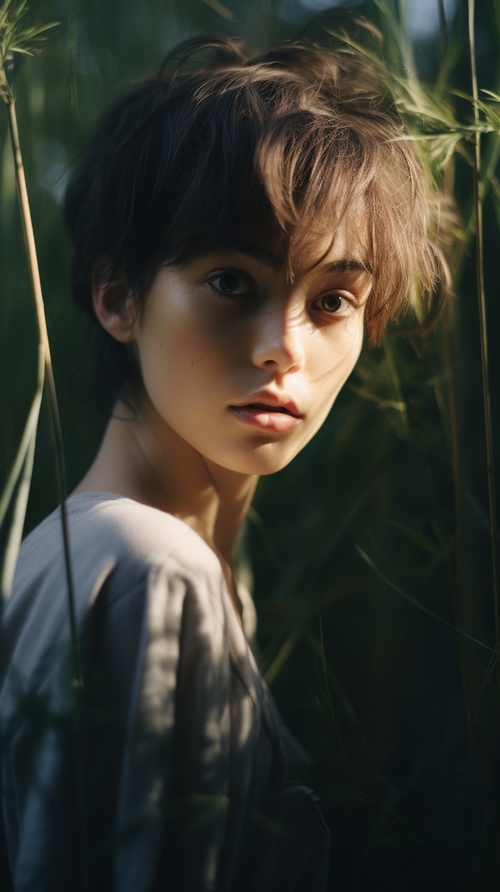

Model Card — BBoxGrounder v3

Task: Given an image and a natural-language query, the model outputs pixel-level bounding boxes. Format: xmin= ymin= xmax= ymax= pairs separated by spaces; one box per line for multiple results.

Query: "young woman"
xmin=0 ymin=35 xmax=448 ymax=892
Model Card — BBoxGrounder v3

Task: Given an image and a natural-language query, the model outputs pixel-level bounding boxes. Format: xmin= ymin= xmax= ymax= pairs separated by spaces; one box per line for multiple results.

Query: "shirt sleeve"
xmin=2 ymin=550 xmax=234 ymax=892
xmin=88 ymin=558 xmax=233 ymax=892
xmin=110 ymin=567 xmax=230 ymax=892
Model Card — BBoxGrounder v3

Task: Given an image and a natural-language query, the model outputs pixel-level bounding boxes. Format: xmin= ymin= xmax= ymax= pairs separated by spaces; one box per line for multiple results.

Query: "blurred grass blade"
xmin=356 ymin=545 xmax=498 ymax=655
xmin=0 ymin=346 xmax=43 ymax=601
xmin=264 ymin=617 xmax=303 ymax=686
xmin=468 ymin=0 xmax=500 ymax=645
xmin=201 ymin=0 xmax=238 ymax=22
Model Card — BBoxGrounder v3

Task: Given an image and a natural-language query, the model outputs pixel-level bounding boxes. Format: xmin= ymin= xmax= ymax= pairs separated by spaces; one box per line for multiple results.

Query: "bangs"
xmin=254 ymin=105 xmax=441 ymax=342
xmin=149 ymin=57 xmax=443 ymax=343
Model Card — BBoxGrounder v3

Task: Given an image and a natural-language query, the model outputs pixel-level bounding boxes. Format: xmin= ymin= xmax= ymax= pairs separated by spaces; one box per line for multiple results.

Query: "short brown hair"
xmin=65 ymin=35 xmax=448 ymax=395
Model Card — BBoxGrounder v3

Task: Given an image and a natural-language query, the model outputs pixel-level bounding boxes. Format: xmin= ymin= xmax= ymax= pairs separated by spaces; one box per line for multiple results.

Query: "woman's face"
xmin=129 ymin=228 xmax=372 ymax=476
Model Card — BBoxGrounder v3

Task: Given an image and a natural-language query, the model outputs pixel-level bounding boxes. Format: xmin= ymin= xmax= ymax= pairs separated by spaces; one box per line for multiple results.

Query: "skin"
xmin=74 ymin=227 xmax=372 ymax=608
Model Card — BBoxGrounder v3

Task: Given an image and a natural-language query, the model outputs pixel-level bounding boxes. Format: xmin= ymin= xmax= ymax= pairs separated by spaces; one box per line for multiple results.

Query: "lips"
xmin=246 ymin=403 xmax=296 ymax=416
xmin=231 ymin=392 xmax=302 ymax=418
xmin=229 ymin=393 xmax=302 ymax=432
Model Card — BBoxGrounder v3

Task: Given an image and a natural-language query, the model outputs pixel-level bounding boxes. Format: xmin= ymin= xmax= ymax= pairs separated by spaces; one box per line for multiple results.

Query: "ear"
xmin=92 ymin=263 xmax=137 ymax=344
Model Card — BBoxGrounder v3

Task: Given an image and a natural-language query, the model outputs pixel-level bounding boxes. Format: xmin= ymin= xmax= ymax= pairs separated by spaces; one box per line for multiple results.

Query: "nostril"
xmin=252 ymin=334 xmax=305 ymax=373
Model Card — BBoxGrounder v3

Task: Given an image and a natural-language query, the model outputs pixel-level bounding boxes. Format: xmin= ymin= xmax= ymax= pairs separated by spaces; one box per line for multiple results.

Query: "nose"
xmin=251 ymin=303 xmax=305 ymax=374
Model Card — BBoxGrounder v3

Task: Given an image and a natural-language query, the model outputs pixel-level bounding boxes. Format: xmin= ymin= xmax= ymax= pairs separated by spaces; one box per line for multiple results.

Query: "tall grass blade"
xmin=4 ymin=88 xmax=83 ymax=695
xmin=1 ymin=5 xmax=87 ymax=885
xmin=356 ymin=545 xmax=498 ymax=655
xmin=0 ymin=346 xmax=43 ymax=602
xmin=468 ymin=0 xmax=500 ymax=644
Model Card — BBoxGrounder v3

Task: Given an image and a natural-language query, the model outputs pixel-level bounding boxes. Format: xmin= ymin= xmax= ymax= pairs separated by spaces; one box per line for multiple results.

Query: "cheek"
xmin=134 ymin=299 xmax=240 ymax=410
xmin=151 ymin=289 xmax=243 ymax=359
xmin=302 ymin=325 xmax=363 ymax=444
xmin=312 ymin=320 xmax=364 ymax=396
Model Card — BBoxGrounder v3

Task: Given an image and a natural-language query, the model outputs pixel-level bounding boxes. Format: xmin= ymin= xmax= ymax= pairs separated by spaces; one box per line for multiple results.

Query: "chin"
xmin=215 ymin=441 xmax=302 ymax=476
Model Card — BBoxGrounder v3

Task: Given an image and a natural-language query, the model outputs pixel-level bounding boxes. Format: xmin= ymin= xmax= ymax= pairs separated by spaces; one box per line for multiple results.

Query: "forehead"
xmin=217 ymin=211 xmax=372 ymax=282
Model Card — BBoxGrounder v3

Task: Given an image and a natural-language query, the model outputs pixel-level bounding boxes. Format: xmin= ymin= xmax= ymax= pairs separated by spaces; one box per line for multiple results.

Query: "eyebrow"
xmin=216 ymin=239 xmax=372 ymax=277
xmin=220 ymin=239 xmax=284 ymax=272
xmin=322 ymin=259 xmax=373 ymax=276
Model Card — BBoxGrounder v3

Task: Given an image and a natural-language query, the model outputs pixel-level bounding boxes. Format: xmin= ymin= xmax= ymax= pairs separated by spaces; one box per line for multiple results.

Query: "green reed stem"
xmin=468 ymin=0 xmax=500 ymax=646
xmin=442 ymin=309 xmax=476 ymax=723
xmin=0 ymin=347 xmax=43 ymax=601
xmin=6 ymin=92 xmax=88 ymax=890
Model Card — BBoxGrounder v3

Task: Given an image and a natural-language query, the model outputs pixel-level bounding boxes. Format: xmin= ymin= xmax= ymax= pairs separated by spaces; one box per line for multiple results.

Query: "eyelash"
xmin=208 ymin=271 xmax=357 ymax=317
xmin=208 ymin=271 xmax=255 ymax=298
xmin=311 ymin=293 xmax=357 ymax=317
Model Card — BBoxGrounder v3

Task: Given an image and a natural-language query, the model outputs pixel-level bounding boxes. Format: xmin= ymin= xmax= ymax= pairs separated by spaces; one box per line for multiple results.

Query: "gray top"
xmin=0 ymin=494 xmax=329 ymax=891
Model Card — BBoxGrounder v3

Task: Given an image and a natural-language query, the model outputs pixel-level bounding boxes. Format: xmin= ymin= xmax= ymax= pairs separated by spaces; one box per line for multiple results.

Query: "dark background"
xmin=1 ymin=1 xmax=499 ymax=888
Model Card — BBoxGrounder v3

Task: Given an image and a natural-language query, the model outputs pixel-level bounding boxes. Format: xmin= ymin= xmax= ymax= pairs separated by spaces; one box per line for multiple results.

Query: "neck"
xmin=73 ymin=397 xmax=258 ymax=563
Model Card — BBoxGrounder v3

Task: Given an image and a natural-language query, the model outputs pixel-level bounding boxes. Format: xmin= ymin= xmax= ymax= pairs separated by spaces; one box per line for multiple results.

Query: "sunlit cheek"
xmin=342 ymin=321 xmax=364 ymax=377
xmin=313 ymin=318 xmax=364 ymax=393
xmin=345 ymin=310 xmax=365 ymax=343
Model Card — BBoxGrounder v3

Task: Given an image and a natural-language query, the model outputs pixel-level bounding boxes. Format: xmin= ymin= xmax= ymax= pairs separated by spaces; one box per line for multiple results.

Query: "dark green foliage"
xmin=1 ymin=1 xmax=500 ymax=889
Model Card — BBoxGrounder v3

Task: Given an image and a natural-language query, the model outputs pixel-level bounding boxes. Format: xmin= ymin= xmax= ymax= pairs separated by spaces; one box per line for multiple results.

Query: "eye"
xmin=209 ymin=271 xmax=254 ymax=298
xmin=313 ymin=292 xmax=355 ymax=317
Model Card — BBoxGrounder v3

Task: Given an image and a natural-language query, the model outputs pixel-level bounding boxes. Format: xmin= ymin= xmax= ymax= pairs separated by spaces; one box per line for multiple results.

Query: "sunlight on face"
xmin=131 ymin=224 xmax=372 ymax=477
